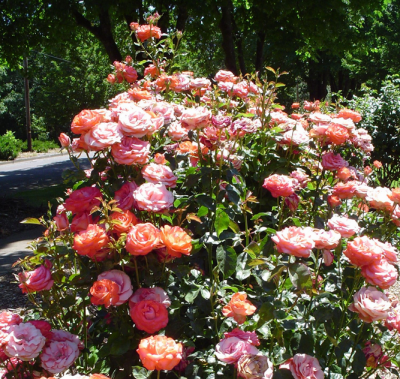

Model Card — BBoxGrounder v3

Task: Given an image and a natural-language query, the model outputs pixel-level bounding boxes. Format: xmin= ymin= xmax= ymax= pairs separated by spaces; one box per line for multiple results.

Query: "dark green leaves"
xmin=216 ymin=245 xmax=237 ymax=278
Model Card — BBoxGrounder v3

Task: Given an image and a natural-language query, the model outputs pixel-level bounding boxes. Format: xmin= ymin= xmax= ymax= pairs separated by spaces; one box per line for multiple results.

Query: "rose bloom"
xmin=129 ymin=287 xmax=171 ymax=308
xmin=308 ymin=111 xmax=331 ymax=124
xmin=262 ymin=174 xmax=298 ymax=198
xmin=71 ymin=212 xmax=94 ymax=233
xmin=126 ymin=223 xmax=161 ymax=256
xmin=137 ymin=335 xmax=182 ymax=371
xmin=363 ymin=341 xmax=390 ymax=369
xmin=129 ymin=300 xmax=168 ymax=334
xmin=389 ymin=187 xmax=400 ymax=203
xmin=82 ymin=122 xmax=122 ymax=151
xmin=110 ymin=210 xmax=139 ymax=235
xmin=144 ymin=64 xmax=162 ymax=78
xmin=0 ymin=312 xmax=21 ymax=331
xmin=111 ymin=137 xmax=151 ymax=165
xmin=364 ymin=166 xmax=373 ymax=176
xmin=337 ymin=108 xmax=362 ymax=123
xmin=336 ymin=167 xmax=352 ymax=181
xmin=280 ymin=354 xmax=323 ymax=379
xmin=344 ymin=236 xmax=383 ymax=267
xmin=180 ymin=106 xmax=211 ymax=130
xmin=128 ymin=88 xmax=153 ymax=101
xmin=133 ymin=183 xmax=174 ymax=212
xmin=142 ymin=163 xmax=177 ymax=188
xmin=160 ymin=225 xmax=192 ymax=258
xmin=271 ymin=227 xmax=315 ymax=258
xmin=97 ymin=270 xmax=133 ymax=305
xmin=26 ymin=320 xmax=52 ymax=339
xmin=58 ymin=133 xmax=71 ymax=148
xmin=71 ymin=109 xmax=103 ymax=135
xmin=40 ymin=340 xmax=80 ymax=374
xmin=325 ymin=123 xmax=349 ymax=145
xmin=19 ymin=261 xmax=54 ymax=294
xmin=366 ymin=187 xmax=394 ymax=211
xmin=73 ymin=224 xmax=110 ymax=260
xmin=90 ymin=279 xmax=120 ymax=308
xmin=349 ymin=286 xmax=391 ymax=323
xmin=215 ymin=337 xmax=259 ymax=365
xmin=168 ymin=120 xmax=189 ymax=141
xmin=53 ymin=212 xmax=69 ymax=232
xmin=64 ymin=186 xmax=102 ymax=214
xmin=50 ymin=330 xmax=83 ymax=350
xmin=373 ymin=160 xmax=382 ymax=168
xmin=215 ymin=70 xmax=237 ymax=83
xmin=115 ymin=181 xmax=138 ymax=211
xmin=373 ymin=240 xmax=398 ymax=263
xmin=290 ymin=169 xmax=309 ymax=188
xmin=323 ymin=249 xmax=334 ymax=266
xmin=136 ymin=24 xmax=162 ymax=41
xmin=222 ymin=292 xmax=257 ymax=325
xmin=4 ymin=323 xmax=46 ymax=361
xmin=238 ymin=354 xmax=274 ymax=379
xmin=313 ymin=229 xmax=341 ymax=250
xmin=332 ymin=181 xmax=358 ymax=200
xmin=361 ymin=259 xmax=398 ymax=289
xmin=321 ymin=152 xmax=349 ymax=171
xmin=327 ymin=195 xmax=342 ymax=207
xmin=223 ymin=328 xmax=260 ymax=346
xmin=385 ymin=307 xmax=400 ymax=332
xmin=327 ymin=214 xmax=360 ymax=238
xmin=118 ymin=107 xmax=155 ymax=138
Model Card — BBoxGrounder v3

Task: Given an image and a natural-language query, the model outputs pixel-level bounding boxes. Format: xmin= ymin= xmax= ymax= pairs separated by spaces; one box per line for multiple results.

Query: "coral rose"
xmin=118 ymin=108 xmax=155 ymax=138
xmin=58 ymin=133 xmax=71 ymax=148
xmin=110 ymin=210 xmax=139 ymax=235
xmin=337 ymin=108 xmax=362 ymax=123
xmin=361 ymin=259 xmax=398 ymax=289
xmin=136 ymin=24 xmax=162 ymax=41
xmin=272 ymin=226 xmax=315 ymax=258
xmin=137 ymin=335 xmax=182 ymax=371
xmin=262 ymin=174 xmax=298 ymax=198
xmin=126 ymin=223 xmax=161 ymax=256
xmin=97 ymin=270 xmax=133 ymax=305
xmin=160 ymin=225 xmax=192 ymax=258
xmin=4 ymin=323 xmax=46 ymax=361
xmin=312 ymin=229 xmax=341 ymax=250
xmin=90 ymin=279 xmax=120 ymax=308
xmin=327 ymin=214 xmax=360 ymax=238
xmin=332 ymin=181 xmax=359 ymax=199
xmin=222 ymin=292 xmax=257 ymax=324
xmin=366 ymin=187 xmax=394 ymax=211
xmin=73 ymin=224 xmax=110 ymax=260
xmin=82 ymin=122 xmax=122 ymax=151
xmin=349 ymin=286 xmax=391 ymax=323
xmin=238 ymin=354 xmax=274 ymax=379
xmin=168 ymin=121 xmax=189 ymax=141
xmin=133 ymin=183 xmax=174 ymax=212
xmin=130 ymin=300 xmax=168 ymax=334
xmin=215 ymin=337 xmax=259 ymax=365
xmin=71 ymin=109 xmax=103 ymax=135
xmin=53 ymin=212 xmax=69 ymax=231
xmin=344 ymin=236 xmax=383 ymax=267
xmin=64 ymin=187 xmax=102 ymax=214
xmin=326 ymin=124 xmax=349 ymax=145
xmin=129 ymin=287 xmax=171 ymax=308
xmin=40 ymin=341 xmax=80 ymax=374
xmin=18 ymin=260 xmax=54 ymax=294
xmin=142 ymin=163 xmax=177 ymax=188
xmin=280 ymin=354 xmax=323 ymax=379
xmin=111 ymin=137 xmax=151 ymax=165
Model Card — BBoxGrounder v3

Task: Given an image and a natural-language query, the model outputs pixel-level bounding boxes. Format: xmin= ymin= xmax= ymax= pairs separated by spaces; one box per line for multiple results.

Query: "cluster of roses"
xmin=0 ymin=311 xmax=84 ymax=378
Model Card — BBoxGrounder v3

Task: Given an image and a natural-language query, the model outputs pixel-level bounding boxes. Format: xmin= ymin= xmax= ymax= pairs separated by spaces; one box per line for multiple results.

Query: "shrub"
xmin=0 ymin=130 xmax=22 ymax=160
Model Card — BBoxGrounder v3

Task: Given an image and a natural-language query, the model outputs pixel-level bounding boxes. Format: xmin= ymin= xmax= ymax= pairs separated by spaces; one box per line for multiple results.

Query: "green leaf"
xmin=185 ymin=288 xmax=200 ymax=303
xmin=215 ymin=209 xmax=230 ymax=237
xmin=236 ymin=252 xmax=251 ymax=280
xmin=244 ymin=241 xmax=261 ymax=258
xmin=132 ymin=366 xmax=152 ymax=379
xmin=288 ymin=263 xmax=312 ymax=289
xmin=216 ymin=245 xmax=237 ymax=278
xmin=197 ymin=206 xmax=208 ymax=217
xmin=226 ymin=184 xmax=241 ymax=204
xmin=257 ymin=302 xmax=274 ymax=325
xmin=195 ymin=194 xmax=216 ymax=211
xmin=352 ymin=347 xmax=366 ymax=374
xmin=248 ymin=258 xmax=270 ymax=267
xmin=20 ymin=217 xmax=41 ymax=225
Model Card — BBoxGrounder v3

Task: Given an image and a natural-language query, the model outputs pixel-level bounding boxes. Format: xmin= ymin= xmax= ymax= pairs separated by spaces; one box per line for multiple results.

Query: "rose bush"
xmin=8 ymin=13 xmax=400 ymax=379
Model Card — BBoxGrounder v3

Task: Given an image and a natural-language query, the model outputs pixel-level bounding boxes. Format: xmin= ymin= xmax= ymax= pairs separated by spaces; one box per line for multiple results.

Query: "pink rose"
xmin=180 ymin=107 xmax=211 ymax=130
xmin=215 ymin=337 xmax=259 ymax=365
xmin=111 ymin=137 xmax=151 ymax=165
xmin=363 ymin=341 xmax=390 ymax=368
xmin=18 ymin=260 xmax=54 ymax=293
xmin=280 ymin=354 xmax=323 ymax=379
xmin=290 ymin=169 xmax=310 ymax=188
xmin=4 ymin=323 xmax=46 ymax=361
xmin=238 ymin=354 xmax=274 ymax=379
xmin=321 ymin=152 xmax=349 ymax=171
xmin=133 ymin=183 xmax=174 ymax=212
xmin=167 ymin=121 xmax=189 ymax=141
xmin=344 ymin=236 xmax=383 ymax=267
xmin=281 ymin=128 xmax=310 ymax=146
xmin=215 ymin=70 xmax=237 ymax=83
xmin=189 ymin=77 xmax=211 ymax=90
xmin=149 ymin=102 xmax=175 ymax=124
xmin=70 ymin=212 xmax=94 ymax=233
xmin=385 ymin=307 xmax=400 ymax=332
xmin=223 ymin=328 xmax=260 ymax=346
xmin=141 ymin=163 xmax=177 ymax=188
xmin=26 ymin=320 xmax=52 ymax=339
xmin=361 ymin=259 xmax=398 ymax=289
xmin=262 ymin=174 xmax=298 ymax=198
xmin=54 ymin=213 xmax=69 ymax=231
xmin=97 ymin=270 xmax=133 ymax=305
xmin=308 ymin=112 xmax=332 ymax=124
xmin=40 ymin=341 xmax=80 ymax=374
xmin=349 ymin=286 xmax=391 ymax=323
xmin=82 ymin=122 xmax=122 ymax=151
xmin=312 ymin=229 xmax=341 ymax=250
xmin=327 ymin=214 xmax=360 ymax=238
xmin=366 ymin=187 xmax=394 ymax=211
xmin=50 ymin=330 xmax=84 ymax=350
xmin=115 ymin=181 xmax=138 ymax=211
xmin=64 ymin=187 xmax=102 ymax=215
xmin=272 ymin=227 xmax=315 ymax=258
xmin=118 ymin=108 xmax=155 ymax=138
xmin=323 ymin=250 xmax=334 ymax=266
xmin=129 ymin=287 xmax=171 ymax=308
xmin=58 ymin=133 xmax=71 ymax=147
xmin=0 ymin=312 xmax=21 ymax=331
xmin=373 ymin=240 xmax=398 ymax=263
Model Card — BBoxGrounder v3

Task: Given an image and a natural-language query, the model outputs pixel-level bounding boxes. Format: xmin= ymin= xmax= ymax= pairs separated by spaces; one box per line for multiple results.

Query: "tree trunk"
xmin=255 ymin=31 xmax=265 ymax=73
xmin=218 ymin=1 xmax=238 ymax=74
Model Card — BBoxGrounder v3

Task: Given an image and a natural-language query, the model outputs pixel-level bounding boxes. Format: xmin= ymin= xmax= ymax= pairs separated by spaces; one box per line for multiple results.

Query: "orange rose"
xmin=160 ymin=225 xmax=192 ymax=258
xmin=327 ymin=195 xmax=342 ymax=207
xmin=71 ymin=109 xmax=103 ymax=135
xmin=336 ymin=167 xmax=351 ymax=181
xmin=337 ymin=108 xmax=362 ymax=123
xmin=136 ymin=24 xmax=162 ymax=42
xmin=125 ymin=223 xmax=161 ymax=255
xmin=90 ymin=279 xmax=120 ymax=308
xmin=137 ymin=335 xmax=183 ymax=371
xmin=326 ymin=124 xmax=349 ymax=145
xmin=110 ymin=210 xmax=139 ymax=235
xmin=128 ymin=88 xmax=153 ymax=101
xmin=73 ymin=224 xmax=110 ymax=260
xmin=130 ymin=300 xmax=168 ymax=334
xmin=373 ymin=160 xmax=382 ymax=169
xmin=222 ymin=292 xmax=257 ymax=324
